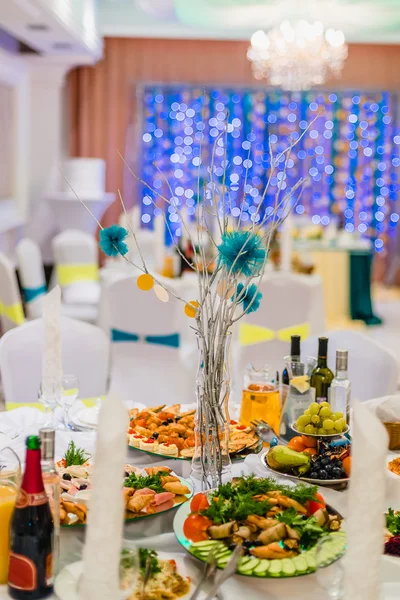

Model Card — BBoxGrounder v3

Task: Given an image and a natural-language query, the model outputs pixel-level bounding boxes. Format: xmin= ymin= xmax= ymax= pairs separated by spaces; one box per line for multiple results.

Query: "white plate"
xmin=74 ymin=407 xmax=99 ymax=427
xmin=55 ymin=552 xmax=194 ymax=600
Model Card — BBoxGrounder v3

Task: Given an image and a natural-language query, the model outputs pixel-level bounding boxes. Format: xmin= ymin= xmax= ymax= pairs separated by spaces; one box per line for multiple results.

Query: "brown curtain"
xmin=67 ymin=38 xmax=400 ymax=277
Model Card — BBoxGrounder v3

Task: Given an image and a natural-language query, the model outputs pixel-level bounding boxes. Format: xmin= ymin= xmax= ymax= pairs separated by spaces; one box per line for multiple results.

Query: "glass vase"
xmin=190 ymin=332 xmax=232 ymax=491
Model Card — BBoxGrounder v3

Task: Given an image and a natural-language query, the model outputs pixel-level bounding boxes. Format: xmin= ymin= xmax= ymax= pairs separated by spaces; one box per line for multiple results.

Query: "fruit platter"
xmin=127 ymin=404 xmax=261 ymax=460
xmin=57 ymin=443 xmax=192 ymax=526
xmin=262 ymin=402 xmax=351 ymax=488
xmin=173 ymin=475 xmax=346 ymax=578
xmin=293 ymin=402 xmax=349 ymax=438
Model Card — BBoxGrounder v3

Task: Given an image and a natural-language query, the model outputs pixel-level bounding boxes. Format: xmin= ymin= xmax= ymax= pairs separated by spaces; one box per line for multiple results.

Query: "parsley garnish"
xmin=386 ymin=508 xmax=400 ymax=536
xmin=63 ymin=441 xmax=91 ymax=467
xmin=277 ymin=508 xmax=327 ymax=550
xmin=123 ymin=471 xmax=170 ymax=494
xmin=120 ymin=548 xmax=161 ymax=577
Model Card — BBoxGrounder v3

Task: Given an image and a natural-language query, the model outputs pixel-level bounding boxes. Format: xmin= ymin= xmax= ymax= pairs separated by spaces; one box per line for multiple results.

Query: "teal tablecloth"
xmin=350 ymin=251 xmax=382 ymax=325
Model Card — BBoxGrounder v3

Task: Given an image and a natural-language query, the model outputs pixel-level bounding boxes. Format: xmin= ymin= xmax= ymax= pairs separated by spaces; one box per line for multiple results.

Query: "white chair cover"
xmin=301 ymin=330 xmax=399 ymax=402
xmin=232 ymin=273 xmax=325 ymax=400
xmin=105 ymin=276 xmax=193 ymax=407
xmin=0 ymin=253 xmax=25 ymax=333
xmin=52 ymin=229 xmax=100 ymax=322
xmin=0 ymin=317 xmax=110 ymax=404
xmin=16 ymin=238 xmax=47 ymax=319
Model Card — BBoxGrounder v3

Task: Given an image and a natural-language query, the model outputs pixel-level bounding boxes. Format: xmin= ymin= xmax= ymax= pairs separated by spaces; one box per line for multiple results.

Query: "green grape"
xmin=311 ymin=415 xmax=321 ymax=426
xmin=304 ymin=408 xmax=311 ymax=416
xmin=323 ymin=419 xmax=334 ymax=431
xmin=308 ymin=403 xmax=320 ymax=416
xmin=320 ymin=402 xmax=330 ymax=409
xmin=334 ymin=418 xmax=346 ymax=432
xmin=318 ymin=427 xmax=327 ymax=435
xmin=304 ymin=424 xmax=316 ymax=435
xmin=331 ymin=412 xmax=343 ymax=421
xmin=297 ymin=415 xmax=311 ymax=427
xmin=296 ymin=424 xmax=305 ymax=433
xmin=319 ymin=406 xmax=332 ymax=419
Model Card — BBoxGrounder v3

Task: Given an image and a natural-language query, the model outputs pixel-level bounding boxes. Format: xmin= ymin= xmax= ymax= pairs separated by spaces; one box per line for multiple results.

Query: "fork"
xmin=140 ymin=555 xmax=152 ymax=599
xmin=203 ymin=545 xmax=243 ymax=600
xmin=189 ymin=547 xmax=219 ymax=600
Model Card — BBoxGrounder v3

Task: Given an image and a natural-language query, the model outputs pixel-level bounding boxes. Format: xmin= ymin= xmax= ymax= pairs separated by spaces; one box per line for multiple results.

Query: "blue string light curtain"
xmin=138 ymin=86 xmax=400 ymax=253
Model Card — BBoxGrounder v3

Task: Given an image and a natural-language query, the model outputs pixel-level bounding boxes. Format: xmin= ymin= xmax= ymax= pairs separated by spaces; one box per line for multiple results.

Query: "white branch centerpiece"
xmin=64 ymin=116 xmax=313 ymax=490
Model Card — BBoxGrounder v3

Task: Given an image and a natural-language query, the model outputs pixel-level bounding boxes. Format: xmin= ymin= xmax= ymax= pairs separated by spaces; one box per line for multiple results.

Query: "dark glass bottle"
xmin=282 ymin=335 xmax=301 ymax=385
xmin=8 ymin=436 xmax=54 ymax=599
xmin=310 ymin=337 xmax=334 ymax=403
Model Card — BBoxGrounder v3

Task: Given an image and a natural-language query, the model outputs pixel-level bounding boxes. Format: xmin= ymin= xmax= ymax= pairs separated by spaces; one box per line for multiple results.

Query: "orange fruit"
xmin=303 ymin=447 xmax=317 ymax=456
xmin=301 ymin=435 xmax=318 ymax=448
xmin=288 ymin=437 xmax=307 ymax=453
xmin=342 ymin=456 xmax=351 ymax=477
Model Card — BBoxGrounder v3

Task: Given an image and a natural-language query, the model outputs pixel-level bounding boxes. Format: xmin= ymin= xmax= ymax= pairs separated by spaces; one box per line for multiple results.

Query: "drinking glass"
xmin=316 ymin=536 xmax=344 ymax=599
xmin=58 ymin=375 xmax=80 ymax=430
xmin=39 ymin=378 xmax=61 ymax=428
xmin=77 ymin=547 xmax=140 ymax=599
xmin=279 ymin=355 xmax=317 ymax=442
xmin=0 ymin=448 xmax=21 ymax=584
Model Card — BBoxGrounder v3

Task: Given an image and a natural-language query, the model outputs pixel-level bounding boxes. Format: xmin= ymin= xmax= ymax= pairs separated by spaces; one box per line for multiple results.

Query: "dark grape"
xmin=325 ymin=463 xmax=333 ymax=473
xmin=319 ymin=469 xmax=328 ymax=479
xmin=310 ymin=471 xmax=319 ymax=479
xmin=332 ymin=467 xmax=342 ymax=478
xmin=321 ymin=458 xmax=330 ymax=467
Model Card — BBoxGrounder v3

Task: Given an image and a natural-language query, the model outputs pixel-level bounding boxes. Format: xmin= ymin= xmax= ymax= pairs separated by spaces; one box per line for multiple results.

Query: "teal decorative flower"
xmin=231 ymin=283 xmax=262 ymax=314
xmin=218 ymin=231 xmax=266 ymax=277
xmin=99 ymin=225 xmax=129 ymax=256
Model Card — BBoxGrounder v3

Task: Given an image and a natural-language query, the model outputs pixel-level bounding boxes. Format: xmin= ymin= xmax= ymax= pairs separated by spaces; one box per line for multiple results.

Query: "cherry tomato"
xmin=190 ymin=493 xmax=210 ymax=513
xmin=183 ymin=514 xmax=212 ymax=542
xmin=306 ymin=492 xmax=326 ymax=516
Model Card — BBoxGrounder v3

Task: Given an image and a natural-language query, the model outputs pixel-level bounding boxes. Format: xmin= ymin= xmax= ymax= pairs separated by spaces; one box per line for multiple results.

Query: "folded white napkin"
xmin=364 ymin=395 xmax=400 ymax=421
xmin=344 ymin=401 xmax=389 ymax=600
xmin=0 ymin=407 xmax=47 ymax=438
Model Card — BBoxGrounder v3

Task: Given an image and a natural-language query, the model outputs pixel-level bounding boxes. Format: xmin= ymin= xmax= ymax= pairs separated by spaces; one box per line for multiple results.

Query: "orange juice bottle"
xmin=239 ymin=365 xmax=281 ymax=434
xmin=0 ymin=482 xmax=17 ymax=584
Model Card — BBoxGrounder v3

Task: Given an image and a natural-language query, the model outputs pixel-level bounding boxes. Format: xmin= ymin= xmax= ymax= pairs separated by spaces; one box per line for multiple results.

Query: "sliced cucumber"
xmin=268 ymin=560 xmax=283 ymax=577
xmin=281 ymin=558 xmax=296 ymax=577
xmin=305 ymin=553 xmax=317 ymax=571
xmin=237 ymin=557 xmax=260 ymax=575
xmin=292 ymin=556 xmax=308 ymax=574
xmin=217 ymin=555 xmax=231 ymax=568
xmin=191 ymin=540 xmax=222 ymax=549
xmin=253 ymin=560 xmax=270 ymax=576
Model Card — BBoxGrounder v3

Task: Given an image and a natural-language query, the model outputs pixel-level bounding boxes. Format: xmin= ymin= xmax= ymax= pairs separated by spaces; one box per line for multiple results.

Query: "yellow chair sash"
xmin=239 ymin=322 xmax=310 ymax=346
xmin=56 ymin=264 xmax=99 ymax=287
xmin=6 ymin=397 xmax=104 ymax=411
xmin=0 ymin=301 xmax=25 ymax=326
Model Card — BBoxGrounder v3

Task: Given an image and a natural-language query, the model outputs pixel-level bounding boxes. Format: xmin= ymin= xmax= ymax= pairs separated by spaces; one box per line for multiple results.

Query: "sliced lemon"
xmin=291 ymin=375 xmax=310 ymax=394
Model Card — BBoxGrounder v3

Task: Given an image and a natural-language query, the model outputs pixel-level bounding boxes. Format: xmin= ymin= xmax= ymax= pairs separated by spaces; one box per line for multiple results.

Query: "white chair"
xmin=52 ymin=229 xmax=100 ymax=323
xmin=16 ymin=238 xmax=47 ymax=319
xmin=0 ymin=253 xmax=25 ymax=333
xmin=233 ymin=273 xmax=325 ymax=395
xmin=105 ymin=276 xmax=193 ymax=406
xmin=302 ymin=330 xmax=399 ymax=402
xmin=0 ymin=317 xmax=110 ymax=405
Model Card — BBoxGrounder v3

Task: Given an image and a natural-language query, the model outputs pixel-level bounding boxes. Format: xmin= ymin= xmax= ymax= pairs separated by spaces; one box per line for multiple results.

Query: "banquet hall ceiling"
xmin=99 ymin=0 xmax=400 ymax=43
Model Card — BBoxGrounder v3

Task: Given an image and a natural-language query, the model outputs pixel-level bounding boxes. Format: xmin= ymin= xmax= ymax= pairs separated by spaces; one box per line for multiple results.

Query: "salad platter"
xmin=55 ymin=547 xmax=192 ymax=600
xmin=173 ymin=475 xmax=346 ymax=578
xmin=127 ymin=404 xmax=261 ymax=461
xmin=58 ymin=442 xmax=192 ymax=526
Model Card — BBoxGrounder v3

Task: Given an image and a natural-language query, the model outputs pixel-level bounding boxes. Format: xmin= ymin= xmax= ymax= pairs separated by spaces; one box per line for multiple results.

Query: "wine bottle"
xmin=329 ymin=350 xmax=351 ymax=424
xmin=310 ymin=337 xmax=334 ymax=403
xmin=8 ymin=436 xmax=54 ymax=600
xmin=282 ymin=335 xmax=301 ymax=385
xmin=39 ymin=428 xmax=60 ymax=577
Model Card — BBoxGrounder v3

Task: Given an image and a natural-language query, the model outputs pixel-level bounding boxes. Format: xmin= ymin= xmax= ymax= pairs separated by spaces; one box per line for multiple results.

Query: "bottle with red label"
xmin=8 ymin=435 xmax=54 ymax=599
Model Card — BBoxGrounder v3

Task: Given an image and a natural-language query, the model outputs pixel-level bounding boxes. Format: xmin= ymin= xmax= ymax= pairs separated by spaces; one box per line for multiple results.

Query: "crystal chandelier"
xmin=247 ymin=20 xmax=348 ymax=91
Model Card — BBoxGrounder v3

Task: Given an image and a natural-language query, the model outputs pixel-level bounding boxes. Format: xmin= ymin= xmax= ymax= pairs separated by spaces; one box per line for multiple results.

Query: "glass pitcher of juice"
xmin=0 ymin=447 xmax=20 ymax=584
xmin=239 ymin=365 xmax=281 ymax=434
xmin=279 ymin=356 xmax=317 ymax=443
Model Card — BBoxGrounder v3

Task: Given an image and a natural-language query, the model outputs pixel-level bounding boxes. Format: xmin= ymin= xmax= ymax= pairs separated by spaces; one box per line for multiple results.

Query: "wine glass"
xmin=316 ymin=536 xmax=345 ymax=599
xmin=39 ymin=378 xmax=61 ymax=428
xmin=0 ymin=446 xmax=21 ymax=486
xmin=58 ymin=375 xmax=80 ymax=430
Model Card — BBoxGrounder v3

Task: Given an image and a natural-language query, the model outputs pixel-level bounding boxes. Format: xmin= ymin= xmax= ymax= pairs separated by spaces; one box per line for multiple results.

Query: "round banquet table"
xmin=1 ymin=424 xmax=400 ymax=600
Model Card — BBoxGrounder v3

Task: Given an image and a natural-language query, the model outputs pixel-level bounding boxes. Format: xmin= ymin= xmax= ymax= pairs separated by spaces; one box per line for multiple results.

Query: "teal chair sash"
xmin=22 ymin=284 xmax=47 ymax=303
xmin=111 ymin=328 xmax=180 ymax=348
